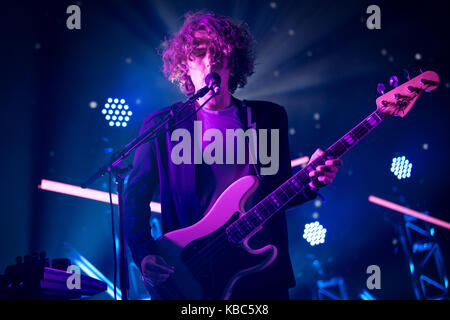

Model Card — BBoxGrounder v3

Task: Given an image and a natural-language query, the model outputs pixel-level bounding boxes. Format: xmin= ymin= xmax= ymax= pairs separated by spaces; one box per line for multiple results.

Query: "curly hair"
xmin=160 ymin=11 xmax=255 ymax=96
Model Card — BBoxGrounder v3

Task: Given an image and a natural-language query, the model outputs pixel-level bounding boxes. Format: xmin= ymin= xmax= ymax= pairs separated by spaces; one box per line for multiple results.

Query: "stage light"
xmin=368 ymin=195 xmax=450 ymax=230
xmin=102 ymin=98 xmax=133 ymax=127
xmin=390 ymin=156 xmax=412 ymax=180
xmin=38 ymin=179 xmax=162 ymax=213
xmin=359 ymin=289 xmax=376 ymax=300
xmin=303 ymin=221 xmax=326 ymax=246
xmin=290 ymin=156 xmax=309 ymax=167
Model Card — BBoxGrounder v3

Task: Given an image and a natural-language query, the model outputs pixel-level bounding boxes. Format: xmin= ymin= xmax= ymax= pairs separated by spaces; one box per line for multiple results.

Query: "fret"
xmin=354 ymin=123 xmax=369 ymax=139
xmin=290 ymin=178 xmax=301 ymax=190
xmin=257 ymin=203 xmax=271 ymax=219
xmin=361 ymin=119 xmax=372 ymax=131
xmin=326 ymin=147 xmax=336 ymax=159
xmin=374 ymin=110 xmax=384 ymax=121
xmin=252 ymin=208 xmax=263 ymax=221
xmin=232 ymin=224 xmax=246 ymax=240
xmin=226 ymin=109 xmax=387 ymax=244
xmin=246 ymin=214 xmax=260 ymax=228
xmin=348 ymin=130 xmax=358 ymax=142
xmin=262 ymin=198 xmax=278 ymax=212
xmin=239 ymin=218 xmax=252 ymax=233
xmin=297 ymin=172 xmax=310 ymax=186
xmin=342 ymin=134 xmax=353 ymax=148
xmin=367 ymin=114 xmax=377 ymax=127
xmin=275 ymin=187 xmax=291 ymax=202
xmin=282 ymin=183 xmax=297 ymax=198
xmin=270 ymin=195 xmax=280 ymax=207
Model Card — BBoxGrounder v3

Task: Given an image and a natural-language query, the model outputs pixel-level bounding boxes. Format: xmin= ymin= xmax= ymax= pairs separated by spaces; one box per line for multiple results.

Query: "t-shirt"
xmin=195 ymin=104 xmax=250 ymax=215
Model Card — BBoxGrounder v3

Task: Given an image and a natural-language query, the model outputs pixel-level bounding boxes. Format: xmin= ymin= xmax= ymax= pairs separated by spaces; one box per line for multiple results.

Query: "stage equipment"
xmin=303 ymin=221 xmax=327 ymax=246
xmin=102 ymin=98 xmax=132 ymax=127
xmin=390 ymin=156 xmax=412 ymax=180
xmin=369 ymin=195 xmax=450 ymax=230
xmin=38 ymin=179 xmax=162 ymax=213
xmin=0 ymin=252 xmax=106 ymax=300
xmin=395 ymin=212 xmax=448 ymax=300
xmin=316 ymin=277 xmax=349 ymax=300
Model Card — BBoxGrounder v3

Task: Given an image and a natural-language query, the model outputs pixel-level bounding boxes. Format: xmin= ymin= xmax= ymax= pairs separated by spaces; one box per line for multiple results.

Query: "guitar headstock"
xmin=376 ymin=71 xmax=439 ymax=118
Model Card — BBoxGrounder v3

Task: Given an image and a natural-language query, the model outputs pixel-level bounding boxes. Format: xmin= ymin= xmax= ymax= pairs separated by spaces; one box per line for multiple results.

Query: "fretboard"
xmin=226 ymin=109 xmax=386 ymax=243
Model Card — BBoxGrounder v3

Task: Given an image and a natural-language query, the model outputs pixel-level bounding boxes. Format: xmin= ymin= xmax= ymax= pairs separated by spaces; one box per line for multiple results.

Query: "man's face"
xmin=186 ymin=31 xmax=230 ymax=96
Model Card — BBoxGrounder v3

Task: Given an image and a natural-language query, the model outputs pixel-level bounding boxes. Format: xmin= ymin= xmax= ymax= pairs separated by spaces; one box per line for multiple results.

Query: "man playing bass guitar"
xmin=123 ymin=11 xmax=342 ymax=300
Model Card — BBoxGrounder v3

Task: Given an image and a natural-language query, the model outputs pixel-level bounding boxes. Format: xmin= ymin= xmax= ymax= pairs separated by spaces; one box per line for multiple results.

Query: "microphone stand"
xmin=81 ymin=86 xmax=219 ymax=300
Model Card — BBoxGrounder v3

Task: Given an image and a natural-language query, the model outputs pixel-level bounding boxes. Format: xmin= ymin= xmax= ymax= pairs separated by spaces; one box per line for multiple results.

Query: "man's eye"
xmin=192 ymin=48 xmax=207 ymax=57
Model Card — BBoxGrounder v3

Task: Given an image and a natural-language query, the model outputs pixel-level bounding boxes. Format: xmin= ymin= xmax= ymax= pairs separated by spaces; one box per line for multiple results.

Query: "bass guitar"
xmin=143 ymin=70 xmax=439 ymax=299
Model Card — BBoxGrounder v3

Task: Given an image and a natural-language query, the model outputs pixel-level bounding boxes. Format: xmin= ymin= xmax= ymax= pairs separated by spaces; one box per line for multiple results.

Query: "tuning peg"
xmin=389 ymin=76 xmax=399 ymax=87
xmin=377 ymin=83 xmax=385 ymax=95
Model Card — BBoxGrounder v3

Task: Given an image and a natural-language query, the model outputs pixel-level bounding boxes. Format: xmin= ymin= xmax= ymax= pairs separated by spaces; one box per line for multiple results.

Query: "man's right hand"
xmin=141 ymin=254 xmax=175 ymax=287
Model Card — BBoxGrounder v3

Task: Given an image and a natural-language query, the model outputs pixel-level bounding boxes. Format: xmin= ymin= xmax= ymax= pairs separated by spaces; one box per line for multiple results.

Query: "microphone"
xmin=205 ymin=72 xmax=221 ymax=94
xmin=188 ymin=73 xmax=222 ymax=102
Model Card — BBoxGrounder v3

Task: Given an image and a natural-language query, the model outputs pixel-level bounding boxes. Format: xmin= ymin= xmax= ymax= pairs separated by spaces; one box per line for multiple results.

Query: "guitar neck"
xmin=226 ymin=109 xmax=387 ymax=243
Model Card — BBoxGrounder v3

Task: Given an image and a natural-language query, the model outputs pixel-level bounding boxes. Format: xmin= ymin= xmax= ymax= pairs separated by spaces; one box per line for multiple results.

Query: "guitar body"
xmin=144 ymin=175 xmax=278 ymax=300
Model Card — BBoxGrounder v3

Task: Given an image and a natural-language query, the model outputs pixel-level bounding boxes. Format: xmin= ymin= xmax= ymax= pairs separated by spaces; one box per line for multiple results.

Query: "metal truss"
xmin=396 ymin=212 xmax=448 ymax=300
xmin=316 ymin=276 xmax=349 ymax=300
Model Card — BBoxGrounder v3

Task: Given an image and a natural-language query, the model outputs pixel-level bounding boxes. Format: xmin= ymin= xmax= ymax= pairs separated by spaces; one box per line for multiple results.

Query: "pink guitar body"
xmin=145 ymin=175 xmax=277 ymax=300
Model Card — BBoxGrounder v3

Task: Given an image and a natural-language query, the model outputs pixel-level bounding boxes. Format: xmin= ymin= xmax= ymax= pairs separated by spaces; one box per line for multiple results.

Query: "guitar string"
xmin=156 ymin=113 xmax=386 ymax=296
xmin=181 ymin=120 xmax=381 ymax=276
xmin=183 ymin=122 xmax=373 ymax=269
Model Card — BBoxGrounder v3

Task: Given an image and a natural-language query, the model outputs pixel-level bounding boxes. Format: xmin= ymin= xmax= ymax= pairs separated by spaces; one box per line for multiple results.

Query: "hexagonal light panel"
xmin=102 ymin=98 xmax=133 ymax=127
xmin=391 ymin=156 xmax=412 ymax=180
xmin=303 ymin=221 xmax=327 ymax=246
